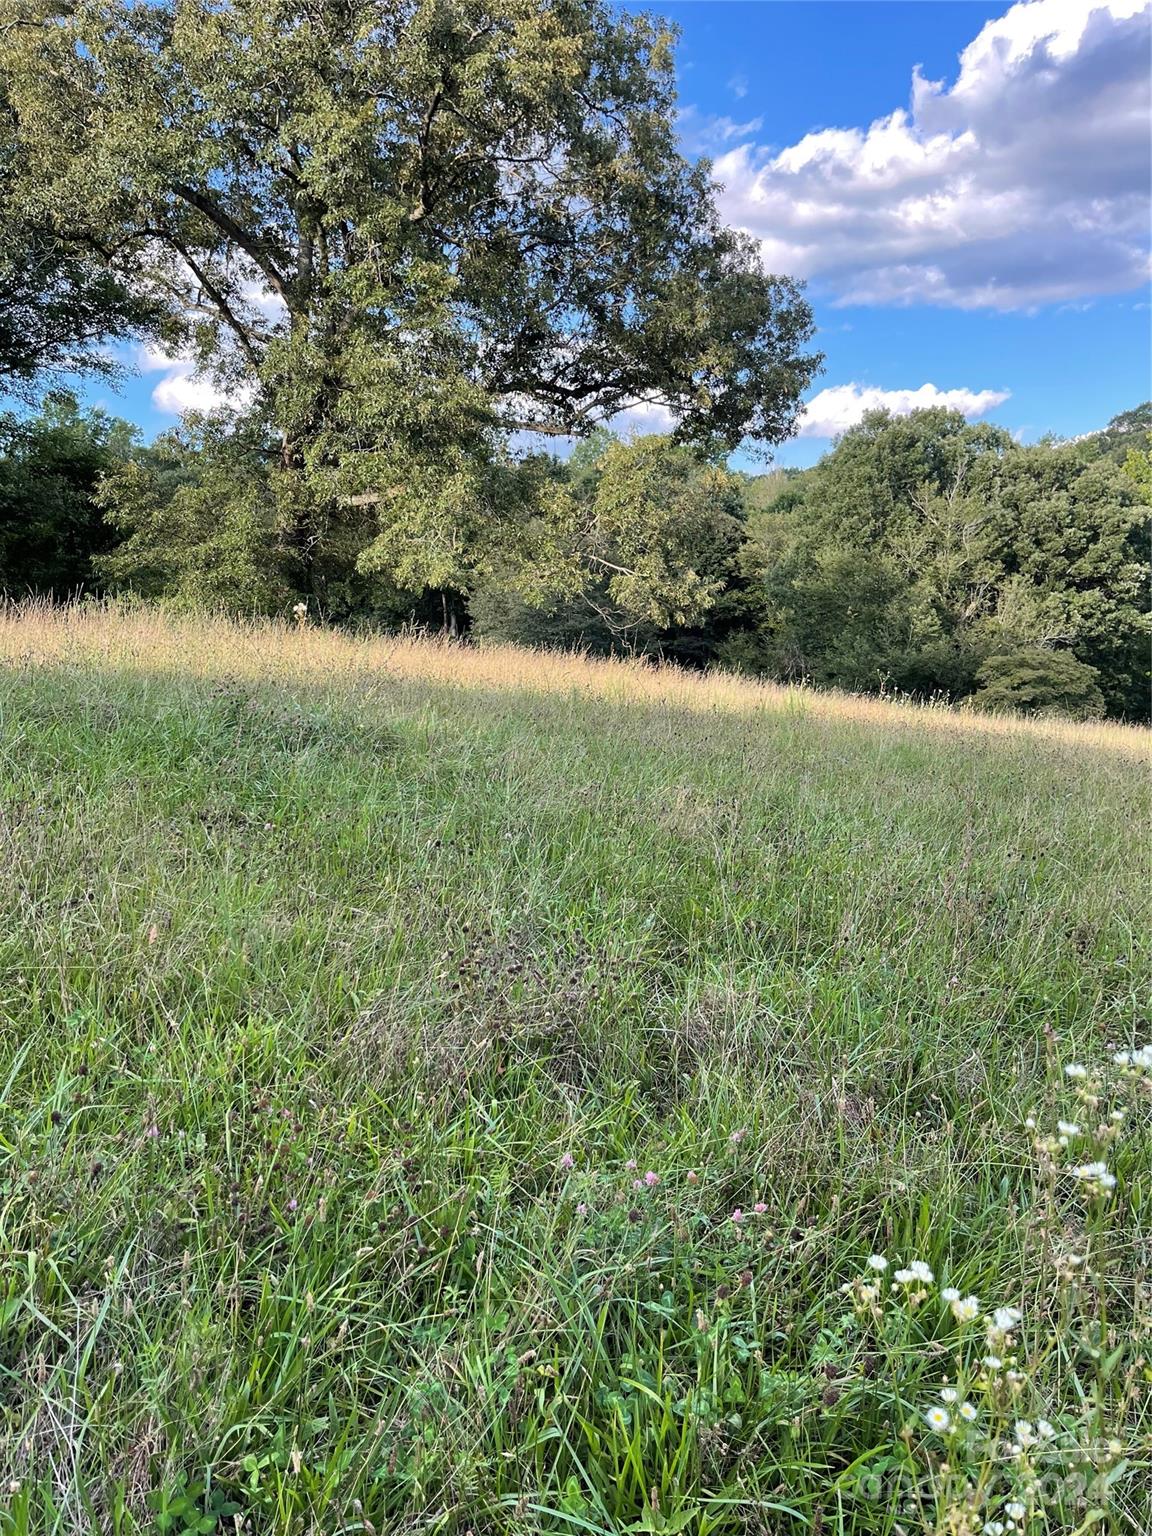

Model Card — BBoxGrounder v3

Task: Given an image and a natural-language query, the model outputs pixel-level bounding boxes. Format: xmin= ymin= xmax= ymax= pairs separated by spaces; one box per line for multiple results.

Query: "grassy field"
xmin=0 ymin=603 xmax=1148 ymax=1536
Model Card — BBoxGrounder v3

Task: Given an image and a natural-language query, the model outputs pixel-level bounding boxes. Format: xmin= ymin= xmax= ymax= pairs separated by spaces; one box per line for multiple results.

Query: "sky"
xmin=92 ymin=0 xmax=1152 ymax=469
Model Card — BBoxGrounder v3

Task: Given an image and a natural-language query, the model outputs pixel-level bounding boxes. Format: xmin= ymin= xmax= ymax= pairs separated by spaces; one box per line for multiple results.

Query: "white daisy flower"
xmin=924 ymin=1405 xmax=950 ymax=1431
xmin=993 ymin=1306 xmax=1023 ymax=1332
xmin=940 ymin=1387 xmax=959 ymax=1403
xmin=866 ymin=1254 xmax=888 ymax=1271
xmin=951 ymin=1295 xmax=980 ymax=1322
xmin=960 ymin=1401 xmax=978 ymax=1421
xmin=941 ymin=1286 xmax=960 ymax=1302
xmin=1063 ymin=1064 xmax=1088 ymax=1080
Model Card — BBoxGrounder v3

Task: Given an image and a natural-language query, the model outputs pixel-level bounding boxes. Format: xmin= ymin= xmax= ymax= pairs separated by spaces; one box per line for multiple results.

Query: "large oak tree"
xmin=0 ymin=0 xmax=819 ymax=599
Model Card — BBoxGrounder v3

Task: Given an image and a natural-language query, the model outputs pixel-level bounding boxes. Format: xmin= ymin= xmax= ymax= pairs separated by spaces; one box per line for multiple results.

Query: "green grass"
xmin=0 ymin=609 xmax=1148 ymax=1535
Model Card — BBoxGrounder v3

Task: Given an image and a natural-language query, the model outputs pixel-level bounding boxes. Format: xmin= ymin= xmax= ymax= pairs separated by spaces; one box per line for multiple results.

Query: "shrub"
xmin=971 ymin=648 xmax=1106 ymax=720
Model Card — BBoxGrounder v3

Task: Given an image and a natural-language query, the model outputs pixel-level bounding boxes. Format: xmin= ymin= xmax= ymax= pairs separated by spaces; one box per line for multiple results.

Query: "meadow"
xmin=0 ymin=603 xmax=1148 ymax=1536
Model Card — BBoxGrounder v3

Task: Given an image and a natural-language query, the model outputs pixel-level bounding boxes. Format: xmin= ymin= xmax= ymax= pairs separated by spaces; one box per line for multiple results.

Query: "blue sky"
xmin=91 ymin=0 xmax=1151 ymax=468
xmin=655 ymin=0 xmax=1152 ymax=467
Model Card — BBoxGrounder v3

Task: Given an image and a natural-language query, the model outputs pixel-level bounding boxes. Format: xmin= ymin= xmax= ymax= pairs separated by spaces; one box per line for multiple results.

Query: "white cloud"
xmin=611 ymin=400 xmax=677 ymax=437
xmin=727 ymin=74 xmax=749 ymax=100
xmin=797 ymin=382 xmax=1011 ymax=439
xmin=677 ymin=105 xmax=764 ymax=156
xmin=708 ymin=0 xmax=1151 ymax=309
xmin=139 ymin=346 xmax=256 ymax=417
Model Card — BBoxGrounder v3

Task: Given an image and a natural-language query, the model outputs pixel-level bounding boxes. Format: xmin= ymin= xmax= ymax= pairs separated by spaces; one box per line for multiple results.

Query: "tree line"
xmin=0 ymin=1 xmax=1148 ymax=720
xmin=2 ymin=394 xmax=1147 ymax=720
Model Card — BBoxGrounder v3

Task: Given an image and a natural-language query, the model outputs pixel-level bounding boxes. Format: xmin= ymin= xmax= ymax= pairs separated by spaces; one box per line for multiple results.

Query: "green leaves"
xmin=146 ymin=1479 xmax=241 ymax=1536
xmin=731 ymin=406 xmax=1151 ymax=720
xmin=0 ymin=0 xmax=818 ymax=605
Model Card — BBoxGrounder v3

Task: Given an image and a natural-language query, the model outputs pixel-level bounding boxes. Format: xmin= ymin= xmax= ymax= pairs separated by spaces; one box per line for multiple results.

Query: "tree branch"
xmin=171 ymin=183 xmax=291 ymax=306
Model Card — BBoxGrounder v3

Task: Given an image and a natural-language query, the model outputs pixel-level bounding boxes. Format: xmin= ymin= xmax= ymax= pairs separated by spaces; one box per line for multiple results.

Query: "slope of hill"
xmin=0 ymin=605 xmax=1148 ymax=1535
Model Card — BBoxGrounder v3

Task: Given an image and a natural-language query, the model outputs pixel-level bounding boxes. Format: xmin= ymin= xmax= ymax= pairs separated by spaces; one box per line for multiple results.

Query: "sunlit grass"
xmin=0 ymin=601 xmax=1147 ymax=1535
xmin=0 ymin=599 xmax=1146 ymax=756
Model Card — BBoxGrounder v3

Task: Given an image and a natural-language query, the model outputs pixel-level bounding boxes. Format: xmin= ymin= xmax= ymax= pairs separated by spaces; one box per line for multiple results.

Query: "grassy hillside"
xmin=0 ymin=605 xmax=1148 ymax=1536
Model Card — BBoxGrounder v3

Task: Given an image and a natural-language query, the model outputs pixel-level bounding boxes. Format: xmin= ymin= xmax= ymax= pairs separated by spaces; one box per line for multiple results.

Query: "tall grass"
xmin=0 ymin=602 xmax=1147 ymax=1535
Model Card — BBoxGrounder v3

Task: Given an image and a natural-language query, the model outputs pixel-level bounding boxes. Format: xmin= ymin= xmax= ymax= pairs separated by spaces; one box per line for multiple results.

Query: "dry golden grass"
xmin=0 ymin=597 xmax=1147 ymax=756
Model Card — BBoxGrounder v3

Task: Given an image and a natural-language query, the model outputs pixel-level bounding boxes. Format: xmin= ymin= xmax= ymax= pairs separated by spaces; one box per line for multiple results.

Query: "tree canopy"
xmin=0 ymin=92 xmax=155 ymax=395
xmin=0 ymin=0 xmax=819 ymax=600
xmin=731 ymin=407 xmax=1150 ymax=719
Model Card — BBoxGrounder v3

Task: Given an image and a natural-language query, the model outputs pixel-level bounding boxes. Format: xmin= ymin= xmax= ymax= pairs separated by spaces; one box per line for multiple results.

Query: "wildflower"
xmin=633 ymin=1179 xmax=643 ymax=1190
xmin=894 ymin=1260 xmax=934 ymax=1284
xmin=1056 ymin=1120 xmax=1080 ymax=1137
xmin=644 ymin=1170 xmax=659 ymax=1187
xmin=728 ymin=1128 xmax=747 ymax=1144
xmin=287 ymin=1198 xmax=297 ymax=1212
xmin=576 ymin=1202 xmax=588 ymax=1215
xmin=1036 ymin=1419 xmax=1055 ymax=1440
xmin=753 ymin=1201 xmax=767 ymax=1214
xmin=983 ymin=1524 xmax=1005 ymax=1536
xmin=960 ymin=1402 xmax=978 ymax=1422
xmin=625 ymin=1158 xmax=637 ymax=1170
xmin=559 ymin=1152 xmax=575 ymax=1170
xmin=1005 ymin=1502 xmax=1026 ymax=1521
xmin=992 ymin=1305 xmax=1023 ymax=1332
xmin=1024 ymin=1116 xmax=1036 ymax=1129
xmin=686 ymin=1170 xmax=699 ymax=1184
xmin=1063 ymin=1063 xmax=1088 ymax=1080
xmin=924 ymin=1405 xmax=950 ymax=1432
xmin=730 ymin=1208 xmax=745 ymax=1224
xmin=983 ymin=1355 xmax=1003 ymax=1370
xmin=951 ymin=1295 xmax=980 ymax=1323
xmin=1069 ymin=1160 xmax=1116 ymax=1194
xmin=145 ymin=1124 xmax=159 ymax=1139
xmin=866 ymin=1254 xmax=888 ymax=1272
xmin=942 ymin=1286 xmax=960 ymax=1302
xmin=940 ymin=1387 xmax=959 ymax=1404
xmin=1014 ymin=1420 xmax=1037 ymax=1447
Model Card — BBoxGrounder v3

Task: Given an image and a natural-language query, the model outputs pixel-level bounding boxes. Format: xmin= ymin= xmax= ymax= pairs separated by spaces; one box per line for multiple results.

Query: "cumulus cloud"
xmin=611 ymin=399 xmax=678 ymax=437
xmin=708 ymin=0 xmax=1151 ymax=309
xmin=796 ymin=382 xmax=1011 ymax=439
xmin=139 ymin=345 xmax=256 ymax=417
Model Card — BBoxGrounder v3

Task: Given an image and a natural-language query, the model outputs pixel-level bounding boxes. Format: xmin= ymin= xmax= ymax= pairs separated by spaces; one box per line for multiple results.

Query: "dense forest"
xmin=1 ymin=396 xmax=1147 ymax=721
xmin=0 ymin=0 xmax=1148 ymax=721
